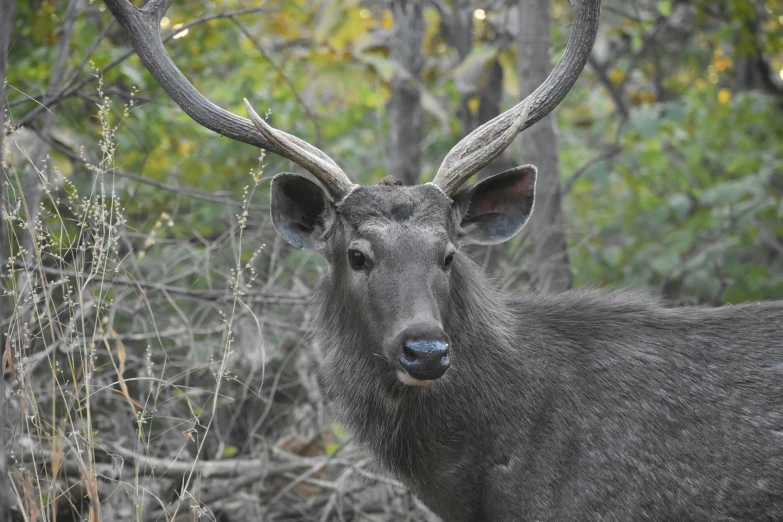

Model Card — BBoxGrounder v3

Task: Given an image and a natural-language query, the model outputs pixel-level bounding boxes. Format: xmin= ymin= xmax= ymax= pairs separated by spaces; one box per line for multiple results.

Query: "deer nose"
xmin=400 ymin=340 xmax=451 ymax=381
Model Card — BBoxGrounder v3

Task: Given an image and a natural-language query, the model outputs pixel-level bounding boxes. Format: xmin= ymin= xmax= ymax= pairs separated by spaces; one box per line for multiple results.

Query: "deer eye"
xmin=348 ymin=249 xmax=367 ymax=270
xmin=444 ymin=252 xmax=454 ymax=269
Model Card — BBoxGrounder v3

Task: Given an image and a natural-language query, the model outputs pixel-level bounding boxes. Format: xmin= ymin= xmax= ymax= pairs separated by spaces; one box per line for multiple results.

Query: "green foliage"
xmin=569 ymin=89 xmax=783 ymax=302
xmin=558 ymin=1 xmax=783 ymax=303
xmin=4 ymin=1 xmax=783 ymax=518
xmin=6 ymin=1 xmax=781 ymax=307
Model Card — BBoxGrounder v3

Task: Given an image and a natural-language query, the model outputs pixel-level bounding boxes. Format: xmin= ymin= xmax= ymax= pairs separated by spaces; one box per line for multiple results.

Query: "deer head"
xmin=105 ymin=0 xmax=600 ymax=385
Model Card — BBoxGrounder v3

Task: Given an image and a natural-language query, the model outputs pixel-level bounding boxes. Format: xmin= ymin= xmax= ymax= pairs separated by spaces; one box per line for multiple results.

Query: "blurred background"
xmin=1 ymin=0 xmax=782 ymax=520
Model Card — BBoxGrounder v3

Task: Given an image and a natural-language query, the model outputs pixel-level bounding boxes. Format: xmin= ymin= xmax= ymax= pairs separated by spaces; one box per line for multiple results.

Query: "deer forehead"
xmin=339 ymin=184 xmax=452 ymax=231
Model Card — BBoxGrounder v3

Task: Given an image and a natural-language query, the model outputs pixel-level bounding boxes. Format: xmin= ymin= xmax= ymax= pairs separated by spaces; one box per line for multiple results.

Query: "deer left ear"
xmin=270 ymin=173 xmax=335 ymax=250
xmin=452 ymin=165 xmax=537 ymax=246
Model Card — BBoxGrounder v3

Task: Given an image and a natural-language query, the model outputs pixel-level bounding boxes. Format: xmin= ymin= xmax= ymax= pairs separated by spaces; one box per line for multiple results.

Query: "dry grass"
xmin=2 ymin=84 xmax=436 ymax=521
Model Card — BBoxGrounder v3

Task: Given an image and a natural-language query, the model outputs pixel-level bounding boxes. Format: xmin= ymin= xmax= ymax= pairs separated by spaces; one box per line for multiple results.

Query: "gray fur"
xmin=274 ymin=177 xmax=783 ymax=522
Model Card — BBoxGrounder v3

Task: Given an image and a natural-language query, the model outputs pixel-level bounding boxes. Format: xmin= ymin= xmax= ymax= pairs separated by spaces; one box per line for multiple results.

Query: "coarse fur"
xmin=275 ymin=174 xmax=783 ymax=522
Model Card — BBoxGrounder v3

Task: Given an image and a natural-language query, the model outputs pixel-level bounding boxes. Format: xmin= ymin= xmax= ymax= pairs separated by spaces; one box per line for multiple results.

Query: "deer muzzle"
xmin=392 ymin=323 xmax=451 ymax=384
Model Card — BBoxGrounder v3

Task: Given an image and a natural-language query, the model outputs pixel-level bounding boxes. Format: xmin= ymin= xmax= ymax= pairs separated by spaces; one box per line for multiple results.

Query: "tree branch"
xmin=387 ymin=0 xmax=424 ymax=185
xmin=103 ymin=0 xmax=355 ymax=200
xmin=588 ymin=56 xmax=629 ymax=122
xmin=11 ymin=5 xmax=275 ymax=131
xmin=36 ymin=129 xmax=265 ymax=210
xmin=8 ymin=264 xmax=308 ymax=306
xmin=14 ymin=0 xmax=85 ymax=316
xmin=100 ymin=0 xmax=279 ymax=152
xmin=229 ymin=16 xmax=323 ymax=147
xmin=13 ymin=442 xmax=350 ymax=480
xmin=562 ymin=144 xmax=622 ymax=195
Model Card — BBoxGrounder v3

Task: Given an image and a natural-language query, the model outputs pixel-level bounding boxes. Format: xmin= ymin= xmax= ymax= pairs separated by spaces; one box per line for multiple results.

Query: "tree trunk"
xmin=518 ymin=0 xmax=572 ymax=292
xmin=470 ymin=57 xmax=512 ymax=273
xmin=733 ymin=13 xmax=783 ymax=99
xmin=0 ymin=0 xmax=17 ymax=520
xmin=436 ymin=2 xmax=510 ymax=272
xmin=387 ymin=0 xmax=424 ymax=185
xmin=435 ymin=1 xmax=473 ymax=139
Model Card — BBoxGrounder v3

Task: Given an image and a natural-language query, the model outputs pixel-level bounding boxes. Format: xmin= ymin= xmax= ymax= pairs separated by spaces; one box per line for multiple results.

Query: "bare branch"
xmin=588 ymin=56 xmax=630 ymax=122
xmin=36 ymin=128 xmax=264 ymax=210
xmin=9 ymin=264 xmax=308 ymax=306
xmin=13 ymin=442 xmax=350 ymax=480
xmin=10 ymin=6 xmax=274 ymax=126
xmin=562 ymin=144 xmax=623 ymax=195
xmin=229 ymin=16 xmax=323 ymax=147
xmin=15 ymin=0 xmax=85 ymax=321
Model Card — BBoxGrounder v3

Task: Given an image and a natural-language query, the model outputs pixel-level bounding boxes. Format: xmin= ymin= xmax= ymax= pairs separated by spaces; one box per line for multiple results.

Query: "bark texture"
xmin=387 ymin=0 xmax=424 ymax=185
xmin=518 ymin=0 xmax=572 ymax=292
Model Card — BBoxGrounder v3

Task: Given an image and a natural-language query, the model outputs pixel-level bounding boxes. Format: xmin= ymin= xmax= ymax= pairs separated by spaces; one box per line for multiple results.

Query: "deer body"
xmin=312 ymin=186 xmax=783 ymax=522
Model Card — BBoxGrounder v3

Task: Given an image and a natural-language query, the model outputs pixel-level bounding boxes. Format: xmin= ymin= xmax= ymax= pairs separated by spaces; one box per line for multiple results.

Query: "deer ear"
xmin=453 ymin=165 xmax=537 ymax=246
xmin=270 ymin=173 xmax=335 ymax=250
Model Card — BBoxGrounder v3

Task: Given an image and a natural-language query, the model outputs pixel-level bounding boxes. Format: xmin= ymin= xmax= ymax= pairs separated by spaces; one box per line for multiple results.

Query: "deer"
xmin=106 ymin=0 xmax=783 ymax=520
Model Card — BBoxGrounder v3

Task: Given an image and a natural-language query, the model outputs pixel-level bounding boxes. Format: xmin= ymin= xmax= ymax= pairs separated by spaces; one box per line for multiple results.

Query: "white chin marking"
xmin=396 ymin=370 xmax=432 ymax=387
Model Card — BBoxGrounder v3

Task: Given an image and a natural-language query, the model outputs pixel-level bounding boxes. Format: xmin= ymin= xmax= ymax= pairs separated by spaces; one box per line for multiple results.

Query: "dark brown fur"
xmin=276 ymin=178 xmax=783 ymax=521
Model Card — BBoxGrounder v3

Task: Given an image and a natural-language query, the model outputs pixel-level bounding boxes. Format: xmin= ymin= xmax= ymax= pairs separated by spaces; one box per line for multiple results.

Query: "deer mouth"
xmin=396 ymin=370 xmax=433 ymax=387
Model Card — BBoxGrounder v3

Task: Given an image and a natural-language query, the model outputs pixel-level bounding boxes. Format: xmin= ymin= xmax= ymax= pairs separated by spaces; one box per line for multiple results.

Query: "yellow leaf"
xmin=714 ymin=57 xmax=732 ymax=71
xmin=104 ymin=329 xmax=145 ymax=415
xmin=628 ymin=90 xmax=656 ymax=105
xmin=2 ymin=342 xmax=15 ymax=377
xmin=332 ymin=422 xmax=349 ymax=441
xmin=314 ymin=3 xmax=344 ymax=43
xmin=51 ymin=150 xmax=73 ymax=176
xmin=221 ymin=445 xmax=238 ymax=458
xmin=609 ymin=68 xmax=625 ymax=85
xmin=467 ymin=96 xmax=480 ymax=115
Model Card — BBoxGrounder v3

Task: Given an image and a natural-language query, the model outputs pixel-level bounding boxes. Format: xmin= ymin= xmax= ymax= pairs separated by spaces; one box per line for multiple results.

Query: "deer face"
xmin=105 ymin=0 xmax=595 ymax=385
xmin=270 ymin=166 xmax=537 ymax=386
xmin=105 ymin=0 xmax=597 ymax=378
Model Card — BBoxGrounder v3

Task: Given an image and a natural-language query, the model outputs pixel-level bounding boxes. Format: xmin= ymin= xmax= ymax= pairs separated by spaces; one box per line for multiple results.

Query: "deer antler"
xmin=103 ymin=0 xmax=355 ymax=202
xmin=243 ymin=100 xmax=355 ymax=198
xmin=432 ymin=0 xmax=601 ymax=196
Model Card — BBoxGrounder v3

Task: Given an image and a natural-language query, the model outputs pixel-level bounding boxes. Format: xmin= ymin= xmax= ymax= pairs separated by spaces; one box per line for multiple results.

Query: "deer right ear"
xmin=452 ymin=165 xmax=537 ymax=246
xmin=270 ymin=173 xmax=335 ymax=250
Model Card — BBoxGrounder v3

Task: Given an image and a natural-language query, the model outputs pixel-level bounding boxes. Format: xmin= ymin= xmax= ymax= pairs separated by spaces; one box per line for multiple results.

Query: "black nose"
xmin=400 ymin=340 xmax=451 ymax=381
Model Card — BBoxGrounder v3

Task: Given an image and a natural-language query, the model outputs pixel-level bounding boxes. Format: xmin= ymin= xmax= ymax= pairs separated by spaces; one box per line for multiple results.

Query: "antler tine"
xmin=432 ymin=0 xmax=601 ymax=196
xmin=104 ymin=0 xmax=354 ymax=202
xmin=244 ymin=100 xmax=355 ymax=201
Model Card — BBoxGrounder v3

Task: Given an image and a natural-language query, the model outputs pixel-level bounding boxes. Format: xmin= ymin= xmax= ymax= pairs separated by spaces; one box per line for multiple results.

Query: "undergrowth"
xmin=2 ymin=81 xmax=431 ymax=521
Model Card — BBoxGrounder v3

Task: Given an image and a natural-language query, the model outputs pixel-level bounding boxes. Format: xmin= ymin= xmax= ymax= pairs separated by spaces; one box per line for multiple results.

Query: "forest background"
xmin=1 ymin=0 xmax=782 ymax=520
